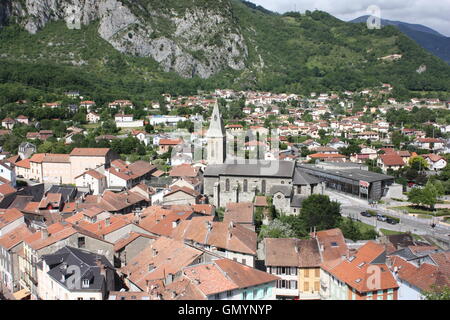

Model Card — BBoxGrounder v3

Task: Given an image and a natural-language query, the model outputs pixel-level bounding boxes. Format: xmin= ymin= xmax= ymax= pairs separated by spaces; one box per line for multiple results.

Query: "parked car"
xmin=386 ymin=218 xmax=398 ymax=225
xmin=377 ymin=214 xmax=388 ymax=222
xmin=360 ymin=211 xmax=372 ymax=218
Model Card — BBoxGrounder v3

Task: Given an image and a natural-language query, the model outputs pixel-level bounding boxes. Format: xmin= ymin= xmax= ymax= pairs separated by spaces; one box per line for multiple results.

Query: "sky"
xmin=250 ymin=0 xmax=450 ymax=37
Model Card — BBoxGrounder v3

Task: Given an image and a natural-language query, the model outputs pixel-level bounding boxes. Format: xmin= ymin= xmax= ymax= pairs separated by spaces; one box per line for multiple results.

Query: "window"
xmin=78 ymin=237 xmax=86 ymax=249
xmin=253 ymin=290 xmax=258 ymax=299
xmin=243 ymin=179 xmax=248 ymax=192
xmin=227 ymin=291 xmax=233 ymax=298
xmin=377 ymin=290 xmax=384 ymax=300
xmin=242 ymin=259 xmax=246 ymax=265
xmin=77 ymin=297 xmax=83 ymax=300
xmin=261 ymin=180 xmax=266 ymax=194
xmin=242 ymin=291 xmax=247 ymax=300
xmin=226 ymin=179 xmax=230 ymax=192
xmin=314 ymin=281 xmax=320 ymax=292
xmin=263 ymin=287 xmax=268 ymax=297
xmin=82 ymin=279 xmax=90 ymax=288
xmin=304 ymin=282 xmax=309 ymax=292
xmin=315 ymin=269 xmax=320 ymax=277
xmin=304 ymin=269 xmax=310 ymax=278
xmin=290 ymin=280 xmax=298 ymax=290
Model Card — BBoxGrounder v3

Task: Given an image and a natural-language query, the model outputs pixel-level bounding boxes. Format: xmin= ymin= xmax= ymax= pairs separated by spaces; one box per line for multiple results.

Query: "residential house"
xmin=320 ymin=241 xmax=399 ymax=300
xmin=18 ymin=142 xmax=36 ymax=160
xmin=0 ymin=225 xmax=33 ymax=293
xmin=414 ymin=138 xmax=445 ymax=152
xmin=265 ymin=238 xmax=322 ymax=300
xmin=387 ymin=246 xmax=449 ymax=300
xmin=0 ymin=160 xmax=16 ymax=187
xmin=422 ymin=154 xmax=447 ymax=171
xmin=163 ymin=186 xmax=201 ymax=206
xmin=75 ymin=170 xmax=107 ymax=195
xmin=20 ymin=222 xmax=115 ymax=298
xmin=87 ymin=112 xmax=101 ymax=124
xmin=223 ymin=202 xmax=255 ymax=231
xmin=114 ymin=232 xmax=157 ymax=268
xmin=15 ymin=115 xmax=29 ymax=125
xmin=37 ymin=246 xmax=117 ymax=300
xmin=378 ymin=153 xmax=405 ymax=173
xmin=0 ymin=208 xmax=25 ymax=237
xmin=106 ymin=160 xmax=158 ymax=190
xmin=158 ymin=139 xmax=183 ymax=155
xmin=171 ymin=217 xmax=257 ymax=267
xmin=2 ymin=118 xmax=16 ymax=130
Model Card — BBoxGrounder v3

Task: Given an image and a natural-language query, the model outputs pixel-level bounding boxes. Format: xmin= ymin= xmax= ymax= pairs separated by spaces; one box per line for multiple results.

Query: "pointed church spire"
xmin=207 ymin=102 xmax=225 ymax=138
xmin=206 ymin=101 xmax=226 ymax=164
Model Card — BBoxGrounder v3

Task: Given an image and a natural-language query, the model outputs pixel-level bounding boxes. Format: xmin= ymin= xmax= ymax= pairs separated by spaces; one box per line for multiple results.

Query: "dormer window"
xmin=82 ymin=279 xmax=90 ymax=288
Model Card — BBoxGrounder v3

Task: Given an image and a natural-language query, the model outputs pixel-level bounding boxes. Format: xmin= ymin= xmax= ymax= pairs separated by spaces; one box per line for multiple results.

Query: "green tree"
xmin=423 ymin=285 xmax=450 ymax=300
xmin=300 ymin=194 xmax=342 ymax=231
xmin=258 ymin=219 xmax=295 ymax=240
xmin=409 ymin=156 xmax=428 ymax=171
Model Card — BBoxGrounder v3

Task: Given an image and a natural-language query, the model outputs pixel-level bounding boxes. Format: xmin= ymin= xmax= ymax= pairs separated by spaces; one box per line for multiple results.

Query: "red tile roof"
xmin=0 ymin=208 xmax=23 ymax=229
xmin=380 ymin=153 xmax=405 ymax=166
xmin=69 ymin=148 xmax=111 ymax=157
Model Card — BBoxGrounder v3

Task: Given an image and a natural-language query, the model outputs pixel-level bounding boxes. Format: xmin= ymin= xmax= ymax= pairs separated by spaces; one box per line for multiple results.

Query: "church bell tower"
xmin=206 ymin=102 xmax=226 ymax=164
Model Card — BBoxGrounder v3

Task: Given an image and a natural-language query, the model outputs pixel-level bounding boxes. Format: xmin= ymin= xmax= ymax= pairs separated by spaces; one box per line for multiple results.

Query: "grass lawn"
xmin=344 ymin=217 xmax=376 ymax=233
xmin=416 ymin=214 xmax=433 ymax=219
xmin=82 ymin=123 xmax=100 ymax=129
xmin=380 ymin=228 xmax=403 ymax=236
xmin=390 ymin=206 xmax=449 ymax=217
xmin=379 ymin=229 xmax=425 ymax=242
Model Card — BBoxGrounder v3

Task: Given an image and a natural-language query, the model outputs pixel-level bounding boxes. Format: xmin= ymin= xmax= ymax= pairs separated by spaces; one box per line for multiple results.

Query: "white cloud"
xmin=250 ymin=0 xmax=450 ymax=37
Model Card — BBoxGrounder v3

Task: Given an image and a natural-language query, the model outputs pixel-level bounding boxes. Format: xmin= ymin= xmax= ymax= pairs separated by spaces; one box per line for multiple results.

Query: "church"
xmin=203 ymin=103 xmax=324 ymax=213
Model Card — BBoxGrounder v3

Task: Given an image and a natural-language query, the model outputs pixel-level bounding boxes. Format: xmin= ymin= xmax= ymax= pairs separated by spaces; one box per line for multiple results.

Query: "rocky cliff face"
xmin=1 ymin=0 xmax=248 ymax=78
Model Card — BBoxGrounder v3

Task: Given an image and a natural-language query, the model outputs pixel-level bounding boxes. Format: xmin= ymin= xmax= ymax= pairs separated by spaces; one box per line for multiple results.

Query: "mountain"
xmin=350 ymin=16 xmax=450 ymax=64
xmin=0 ymin=0 xmax=449 ymax=105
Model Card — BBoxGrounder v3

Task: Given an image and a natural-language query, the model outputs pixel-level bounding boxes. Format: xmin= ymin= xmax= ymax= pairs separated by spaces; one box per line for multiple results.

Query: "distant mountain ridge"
xmin=350 ymin=16 xmax=450 ymax=64
xmin=0 ymin=1 xmax=449 ymax=105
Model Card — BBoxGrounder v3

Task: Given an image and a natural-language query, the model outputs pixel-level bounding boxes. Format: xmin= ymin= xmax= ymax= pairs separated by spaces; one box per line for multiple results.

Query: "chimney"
xmin=41 ymin=228 xmax=49 ymax=240
xmin=172 ymin=220 xmax=179 ymax=229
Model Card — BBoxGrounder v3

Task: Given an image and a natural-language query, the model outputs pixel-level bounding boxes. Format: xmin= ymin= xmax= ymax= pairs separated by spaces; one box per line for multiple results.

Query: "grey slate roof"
xmin=42 ymin=246 xmax=113 ymax=292
xmin=298 ymin=164 xmax=394 ymax=183
xmin=291 ymin=195 xmax=308 ymax=208
xmin=270 ymin=185 xmax=292 ymax=197
xmin=293 ymin=168 xmax=323 ymax=185
xmin=204 ymin=160 xmax=295 ymax=178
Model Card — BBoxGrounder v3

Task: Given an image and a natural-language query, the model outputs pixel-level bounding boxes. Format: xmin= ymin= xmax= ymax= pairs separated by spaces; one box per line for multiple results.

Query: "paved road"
xmin=324 ymin=190 xmax=450 ymax=245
